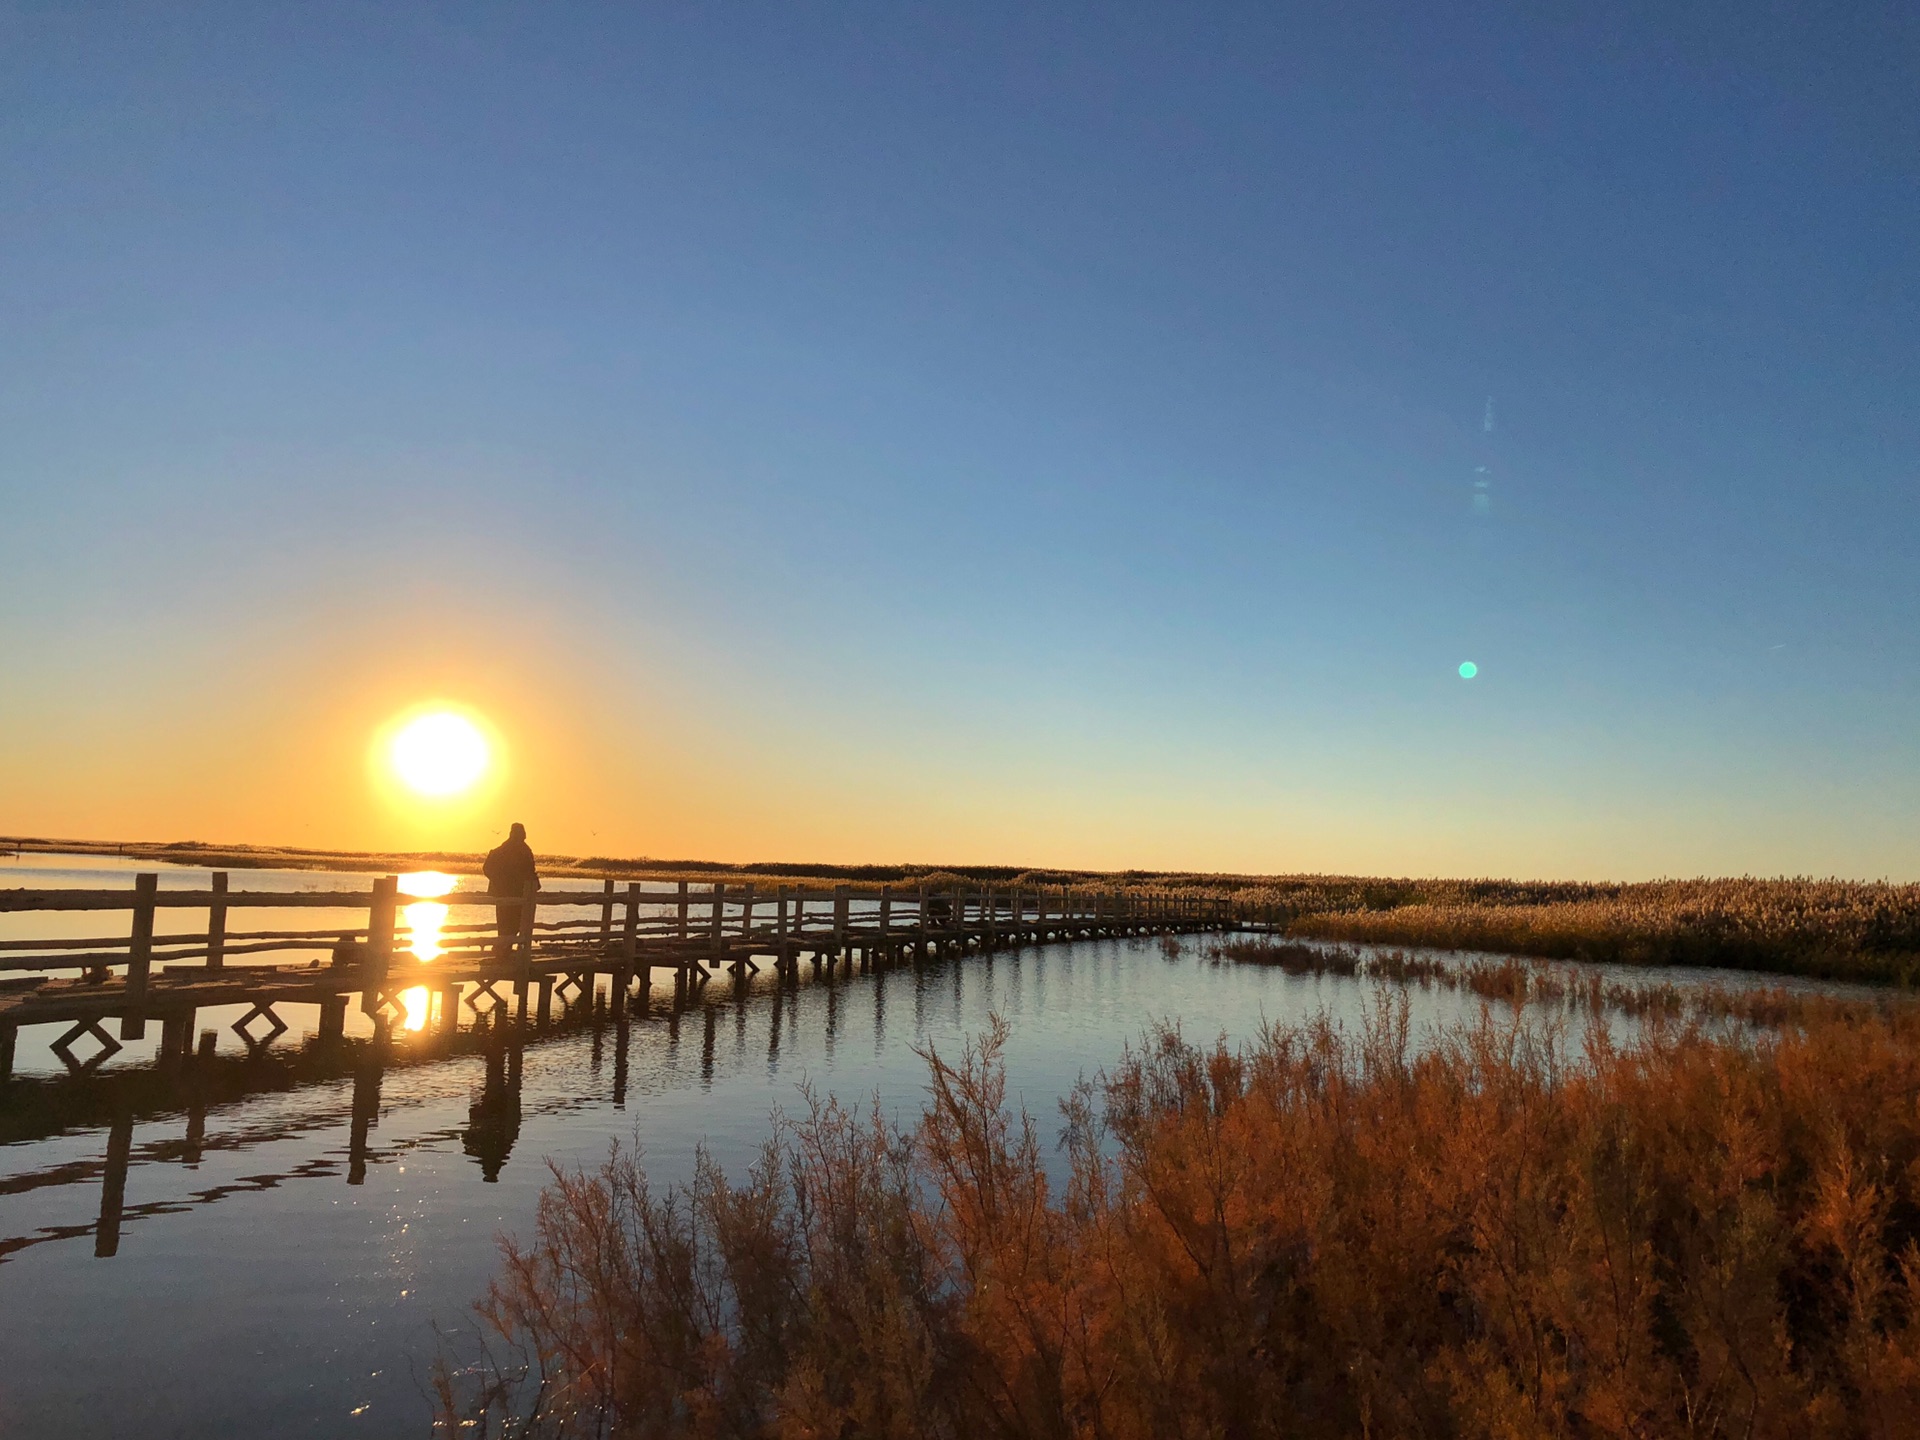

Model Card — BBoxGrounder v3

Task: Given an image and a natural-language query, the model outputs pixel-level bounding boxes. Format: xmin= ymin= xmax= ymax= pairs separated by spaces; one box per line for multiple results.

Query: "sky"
xmin=2 ymin=1 xmax=1916 ymax=879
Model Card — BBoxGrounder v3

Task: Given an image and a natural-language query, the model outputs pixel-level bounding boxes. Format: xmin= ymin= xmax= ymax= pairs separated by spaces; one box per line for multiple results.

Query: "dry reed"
xmin=438 ymin=994 xmax=1920 ymax=1438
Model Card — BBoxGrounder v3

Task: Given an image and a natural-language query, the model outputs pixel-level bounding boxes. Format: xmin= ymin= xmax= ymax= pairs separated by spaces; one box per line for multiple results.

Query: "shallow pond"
xmin=0 ymin=851 xmax=1864 ymax=1438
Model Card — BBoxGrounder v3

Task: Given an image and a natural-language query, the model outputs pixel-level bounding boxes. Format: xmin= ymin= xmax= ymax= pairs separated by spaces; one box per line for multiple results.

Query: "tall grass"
xmin=439 ymin=1000 xmax=1920 ymax=1438
xmin=1219 ymin=877 xmax=1920 ymax=984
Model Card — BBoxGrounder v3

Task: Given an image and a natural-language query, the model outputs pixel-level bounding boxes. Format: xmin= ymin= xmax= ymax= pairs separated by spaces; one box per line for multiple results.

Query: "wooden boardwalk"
xmin=0 ymin=874 xmax=1229 ymax=1082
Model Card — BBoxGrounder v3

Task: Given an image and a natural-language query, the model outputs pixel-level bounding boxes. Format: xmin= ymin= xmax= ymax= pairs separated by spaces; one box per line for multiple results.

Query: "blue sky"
xmin=2 ymin=1 xmax=1916 ymax=877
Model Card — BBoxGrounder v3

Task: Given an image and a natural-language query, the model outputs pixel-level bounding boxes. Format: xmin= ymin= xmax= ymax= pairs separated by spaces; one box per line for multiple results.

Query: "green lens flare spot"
xmin=1458 ymin=661 xmax=1478 ymax=679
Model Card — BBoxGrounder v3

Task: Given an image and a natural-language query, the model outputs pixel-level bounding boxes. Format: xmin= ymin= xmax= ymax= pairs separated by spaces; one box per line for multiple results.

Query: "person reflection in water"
xmin=463 ymin=1023 xmax=522 ymax=1182
xmin=483 ymin=822 xmax=540 ymax=957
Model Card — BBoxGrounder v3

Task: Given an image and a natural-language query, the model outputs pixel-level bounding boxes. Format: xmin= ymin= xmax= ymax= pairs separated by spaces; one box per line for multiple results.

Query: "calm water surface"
xmin=0 ymin=852 xmax=1857 ymax=1438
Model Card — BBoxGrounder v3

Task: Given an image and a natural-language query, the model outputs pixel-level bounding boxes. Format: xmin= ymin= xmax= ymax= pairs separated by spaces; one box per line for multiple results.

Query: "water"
xmin=0 ymin=851 xmax=1857 ymax=1438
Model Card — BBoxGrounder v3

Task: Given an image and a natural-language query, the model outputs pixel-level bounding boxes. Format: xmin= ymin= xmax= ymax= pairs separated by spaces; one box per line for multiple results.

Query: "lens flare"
xmin=1458 ymin=661 xmax=1478 ymax=679
xmin=389 ymin=712 xmax=490 ymax=797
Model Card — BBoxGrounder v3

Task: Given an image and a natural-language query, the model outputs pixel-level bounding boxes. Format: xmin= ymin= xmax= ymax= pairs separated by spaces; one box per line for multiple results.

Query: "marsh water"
xmin=0 ymin=852 xmax=1862 ymax=1438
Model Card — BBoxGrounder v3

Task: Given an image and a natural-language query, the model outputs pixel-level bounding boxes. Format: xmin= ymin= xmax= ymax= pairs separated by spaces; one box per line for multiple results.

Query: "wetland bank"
xmin=4 ymin=849 xmax=1918 ymax=1437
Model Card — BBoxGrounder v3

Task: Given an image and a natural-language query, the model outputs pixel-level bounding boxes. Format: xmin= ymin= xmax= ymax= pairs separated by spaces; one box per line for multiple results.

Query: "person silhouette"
xmin=483 ymin=823 xmax=539 ymax=957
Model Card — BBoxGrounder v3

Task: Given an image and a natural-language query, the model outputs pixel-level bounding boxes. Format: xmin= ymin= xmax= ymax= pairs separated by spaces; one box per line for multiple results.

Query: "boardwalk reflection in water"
xmin=1 ymin=973 xmax=678 ymax=1260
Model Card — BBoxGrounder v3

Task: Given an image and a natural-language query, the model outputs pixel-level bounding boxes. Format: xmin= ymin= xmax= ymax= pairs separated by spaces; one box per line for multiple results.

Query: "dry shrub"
xmin=1205 ymin=939 xmax=1361 ymax=975
xmin=441 ymin=997 xmax=1920 ymax=1438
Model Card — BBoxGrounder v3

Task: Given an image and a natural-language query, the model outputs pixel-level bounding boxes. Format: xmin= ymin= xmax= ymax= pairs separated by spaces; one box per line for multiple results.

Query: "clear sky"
xmin=3 ymin=2 xmax=1916 ymax=878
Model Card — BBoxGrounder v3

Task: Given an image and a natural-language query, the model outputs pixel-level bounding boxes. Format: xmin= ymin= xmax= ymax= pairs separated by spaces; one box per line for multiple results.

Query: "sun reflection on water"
xmin=398 ymin=985 xmax=431 ymax=1032
xmin=399 ymin=871 xmax=458 ymax=964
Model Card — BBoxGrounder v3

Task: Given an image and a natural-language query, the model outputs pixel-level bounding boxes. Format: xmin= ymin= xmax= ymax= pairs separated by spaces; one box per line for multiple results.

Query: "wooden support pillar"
xmin=318 ymin=994 xmax=349 ymax=1044
xmin=535 ymin=976 xmax=553 ymax=1026
xmin=776 ymin=887 xmax=790 ymax=968
xmin=119 ymin=873 xmax=157 ymax=1041
xmin=0 ymin=1021 xmax=16 ymax=1084
xmin=159 ymin=1012 xmax=190 ymax=1068
xmin=207 ymin=871 xmax=228 ymax=970
xmin=599 ymin=878 xmax=615 ymax=955
xmin=833 ymin=885 xmax=849 ymax=961
xmin=709 ymin=882 xmax=727 ymax=963
xmin=677 ymin=880 xmax=690 ymax=941
xmin=878 ymin=885 xmax=892 ymax=953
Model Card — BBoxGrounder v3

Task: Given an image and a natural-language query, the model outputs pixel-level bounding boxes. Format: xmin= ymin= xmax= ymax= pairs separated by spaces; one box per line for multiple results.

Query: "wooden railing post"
xmin=514 ymin=876 xmax=537 ymax=975
xmin=361 ymin=875 xmax=399 ymax=1017
xmin=118 ymin=873 xmax=158 ymax=1040
xmin=777 ymin=886 xmax=789 ymax=962
xmin=599 ymin=878 xmax=615 ymax=953
xmin=677 ymin=880 xmax=690 ymax=941
xmin=878 ymin=885 xmax=893 ymax=945
xmin=739 ymin=883 xmax=757 ymax=955
xmin=206 ymin=871 xmax=228 ymax=971
xmin=833 ymin=885 xmax=849 ymax=956
xmin=709 ymin=883 xmax=726 ymax=959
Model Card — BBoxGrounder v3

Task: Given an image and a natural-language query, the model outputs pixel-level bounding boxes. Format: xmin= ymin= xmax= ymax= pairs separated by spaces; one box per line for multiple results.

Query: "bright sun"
xmin=389 ymin=710 xmax=491 ymax=797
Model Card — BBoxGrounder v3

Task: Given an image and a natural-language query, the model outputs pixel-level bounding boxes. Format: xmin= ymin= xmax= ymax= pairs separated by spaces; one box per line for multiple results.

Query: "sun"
xmin=389 ymin=710 xmax=491 ymax=797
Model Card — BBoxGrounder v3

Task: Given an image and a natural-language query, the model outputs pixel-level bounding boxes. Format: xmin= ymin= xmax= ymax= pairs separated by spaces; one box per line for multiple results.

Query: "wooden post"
xmin=833 ymin=885 xmax=849 ymax=960
xmin=599 ymin=878 xmax=615 ymax=954
xmin=159 ymin=1012 xmax=190 ymax=1066
xmin=708 ymin=883 xmax=726 ymax=961
xmin=739 ymin=883 xmax=757 ymax=956
xmin=878 ymin=885 xmax=893 ymax=948
xmin=623 ymin=880 xmax=641 ymax=971
xmin=319 ymin=994 xmax=348 ymax=1043
xmin=207 ymin=871 xmax=228 ymax=970
xmin=677 ymin=880 xmax=690 ymax=941
xmin=120 ymin=873 xmax=158 ymax=1041
xmin=362 ymin=875 xmax=399 ymax=1017
xmin=515 ymin=876 xmax=537 ymax=973
xmin=0 ymin=1021 xmax=16 ymax=1084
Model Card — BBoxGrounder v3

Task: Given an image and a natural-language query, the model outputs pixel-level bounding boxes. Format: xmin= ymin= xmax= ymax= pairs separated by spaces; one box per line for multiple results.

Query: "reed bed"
xmin=1224 ymin=878 xmax=1920 ymax=985
xmin=440 ymin=995 xmax=1920 ymax=1438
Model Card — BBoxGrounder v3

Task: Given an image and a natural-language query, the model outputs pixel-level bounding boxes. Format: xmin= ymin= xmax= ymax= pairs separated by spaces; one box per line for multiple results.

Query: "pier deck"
xmin=0 ymin=875 xmax=1229 ymax=1080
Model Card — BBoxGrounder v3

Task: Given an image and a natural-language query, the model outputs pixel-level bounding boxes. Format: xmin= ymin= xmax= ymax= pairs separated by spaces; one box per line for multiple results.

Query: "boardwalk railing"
xmin=0 ymin=875 xmax=1230 ymax=1081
